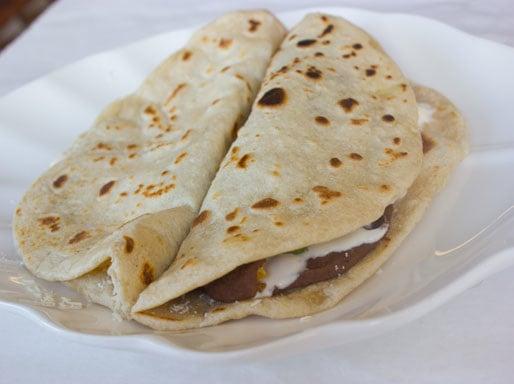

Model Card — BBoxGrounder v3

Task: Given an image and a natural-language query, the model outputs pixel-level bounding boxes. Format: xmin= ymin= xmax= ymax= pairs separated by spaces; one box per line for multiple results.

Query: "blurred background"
xmin=0 ymin=0 xmax=54 ymax=50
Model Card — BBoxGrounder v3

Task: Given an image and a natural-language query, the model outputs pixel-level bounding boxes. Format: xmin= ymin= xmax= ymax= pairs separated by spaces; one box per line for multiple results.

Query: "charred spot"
xmin=120 ymin=192 xmax=128 ymax=197
xmin=293 ymin=197 xmax=304 ymax=204
xmin=251 ymin=198 xmax=279 ymax=209
xmin=386 ymin=75 xmax=393 ymax=79
xmin=274 ymin=221 xmax=284 ymax=227
xmin=109 ymin=157 xmax=117 ymax=166
xmin=174 ymin=152 xmax=188 ymax=164
xmin=166 ymin=83 xmax=187 ymax=104
xmin=38 ymin=216 xmax=60 ymax=232
xmin=15 ymin=208 xmax=21 ymax=216
xmin=124 ymin=236 xmax=135 ymax=253
xmin=99 ymin=180 xmax=115 ymax=196
xmin=322 ymin=40 xmax=330 ymax=45
xmin=330 ymin=157 xmax=342 ymax=167
xmin=321 ymin=15 xmax=328 ymax=22
xmin=180 ymin=129 xmax=192 ymax=141
xmin=338 ymin=98 xmax=359 ymax=112
xmin=248 ymin=19 xmax=261 ymax=32
xmin=382 ymin=114 xmax=395 ymax=122
xmin=384 ymin=147 xmax=408 ymax=160
xmin=192 ymin=210 xmax=210 ymax=227
xmin=305 ymin=66 xmax=322 ymax=79
xmin=126 ymin=144 xmax=138 ymax=150
xmin=380 ymin=184 xmax=391 ymax=192
xmin=314 ymin=51 xmax=324 ymax=57
xmin=227 ymin=225 xmax=240 ymax=234
xmin=141 ymin=183 xmax=175 ymax=197
xmin=288 ymin=34 xmax=297 ymax=41
xmin=400 ymin=83 xmax=408 ymax=91
xmin=225 ymin=208 xmax=239 ymax=221
xmin=257 ymin=87 xmax=286 ymax=107
xmin=393 ymin=137 xmax=401 ymax=145
xmin=365 ymin=68 xmax=376 ymax=77
xmin=315 ymin=116 xmax=330 ymax=125
xmin=297 ymin=39 xmax=317 ymax=47
xmin=52 ymin=174 xmax=68 ymax=188
xmin=351 ymin=118 xmax=368 ymax=125
xmin=237 ymin=153 xmax=253 ymax=169
xmin=349 ymin=153 xmax=363 ymax=160
xmin=140 ymin=263 xmax=154 ymax=285
xmin=68 ymin=231 xmax=89 ymax=245
xmin=95 ymin=142 xmax=112 ymax=151
xmin=143 ymin=106 xmax=156 ymax=115
xmin=221 ymin=66 xmax=230 ymax=73
xmin=312 ymin=186 xmax=342 ymax=203
xmin=319 ymin=24 xmax=334 ymax=37
xmin=352 ymin=43 xmax=363 ymax=49
xmin=421 ymin=133 xmax=436 ymax=153
xmin=182 ymin=50 xmax=192 ymax=61
xmin=219 ymin=38 xmax=233 ymax=49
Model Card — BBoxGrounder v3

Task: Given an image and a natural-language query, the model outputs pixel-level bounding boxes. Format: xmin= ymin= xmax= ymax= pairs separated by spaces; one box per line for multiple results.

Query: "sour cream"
xmin=255 ymin=224 xmax=389 ymax=298
xmin=418 ymin=102 xmax=435 ymax=128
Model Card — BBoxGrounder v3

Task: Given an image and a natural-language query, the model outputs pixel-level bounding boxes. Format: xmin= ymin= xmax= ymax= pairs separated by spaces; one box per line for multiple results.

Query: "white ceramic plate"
xmin=1 ymin=7 xmax=513 ymax=361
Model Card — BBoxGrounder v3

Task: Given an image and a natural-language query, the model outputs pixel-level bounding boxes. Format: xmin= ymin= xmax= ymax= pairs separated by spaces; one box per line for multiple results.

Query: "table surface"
xmin=1 ymin=1 xmax=513 ymax=383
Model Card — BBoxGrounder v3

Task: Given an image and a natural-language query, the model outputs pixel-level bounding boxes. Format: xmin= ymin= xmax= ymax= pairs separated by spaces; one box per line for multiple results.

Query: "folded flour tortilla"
xmin=13 ymin=11 xmax=286 ymax=317
xmin=132 ymin=14 xmax=466 ymax=330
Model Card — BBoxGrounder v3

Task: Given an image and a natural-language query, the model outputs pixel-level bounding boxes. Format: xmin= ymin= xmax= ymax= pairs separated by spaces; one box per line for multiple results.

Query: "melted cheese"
xmin=255 ymin=223 xmax=389 ymax=298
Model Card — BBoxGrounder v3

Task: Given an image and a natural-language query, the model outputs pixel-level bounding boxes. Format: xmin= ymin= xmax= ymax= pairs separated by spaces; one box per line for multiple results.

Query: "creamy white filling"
xmin=418 ymin=102 xmax=435 ymax=128
xmin=255 ymin=223 xmax=389 ymax=298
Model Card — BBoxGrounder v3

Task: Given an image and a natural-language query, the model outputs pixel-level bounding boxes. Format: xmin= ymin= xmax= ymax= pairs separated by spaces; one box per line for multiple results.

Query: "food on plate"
xmin=12 ymin=10 xmax=286 ymax=317
xmin=132 ymin=13 xmax=468 ymax=330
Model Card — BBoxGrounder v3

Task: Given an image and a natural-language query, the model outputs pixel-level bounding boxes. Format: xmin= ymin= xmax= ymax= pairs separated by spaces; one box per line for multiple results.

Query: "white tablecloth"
xmin=1 ymin=1 xmax=513 ymax=382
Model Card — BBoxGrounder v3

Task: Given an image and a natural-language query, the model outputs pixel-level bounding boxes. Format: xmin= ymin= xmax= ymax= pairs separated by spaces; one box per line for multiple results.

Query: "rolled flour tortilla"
xmin=13 ymin=10 xmax=286 ymax=317
xmin=132 ymin=14 xmax=467 ymax=331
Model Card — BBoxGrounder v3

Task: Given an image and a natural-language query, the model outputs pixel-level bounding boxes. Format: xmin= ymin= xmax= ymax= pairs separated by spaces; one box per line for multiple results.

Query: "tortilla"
xmin=132 ymin=13 xmax=443 ymax=329
xmin=13 ymin=10 xmax=286 ymax=317
xmin=132 ymin=83 xmax=467 ymax=330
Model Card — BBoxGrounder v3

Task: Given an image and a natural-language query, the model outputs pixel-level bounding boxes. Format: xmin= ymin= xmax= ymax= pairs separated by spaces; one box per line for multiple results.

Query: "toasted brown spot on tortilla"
xmin=174 ymin=152 xmax=188 ymax=164
xmin=68 ymin=231 xmax=89 ymax=245
xmin=339 ymin=98 xmax=359 ymax=112
xmin=421 ymin=133 xmax=436 ymax=153
xmin=211 ymin=98 xmax=220 ymax=105
xmin=161 ymin=170 xmax=170 ymax=176
xmin=382 ymin=114 xmax=395 ymax=122
xmin=221 ymin=66 xmax=230 ymax=73
xmin=252 ymin=198 xmax=279 ymax=209
xmin=141 ymin=263 xmax=154 ymax=285
xmin=96 ymin=142 xmax=112 ymax=150
xmin=305 ymin=66 xmax=322 ymax=79
xmin=192 ymin=210 xmax=210 ymax=227
xmin=258 ymin=87 xmax=286 ymax=107
xmin=128 ymin=153 xmax=137 ymax=159
xmin=219 ymin=38 xmax=232 ymax=49
xmin=353 ymin=43 xmax=363 ymax=49
xmin=123 ymin=236 xmax=134 ymax=253
xmin=237 ymin=153 xmax=253 ymax=169
xmin=330 ymin=157 xmax=342 ymax=167
xmin=321 ymin=15 xmax=328 ymax=22
xmin=380 ymin=184 xmax=391 ymax=192
xmin=293 ymin=197 xmax=304 ymax=204
xmin=166 ymin=83 xmax=187 ymax=104
xmin=15 ymin=208 xmax=21 ymax=216
xmin=400 ymin=83 xmax=407 ymax=91
xmin=93 ymin=156 xmax=105 ymax=162
xmin=312 ymin=186 xmax=342 ymax=203
xmin=349 ymin=153 xmax=363 ymax=160
xmin=384 ymin=147 xmax=409 ymax=161
xmin=288 ymin=34 xmax=297 ymax=41
xmin=365 ymin=68 xmax=376 ymax=76
xmin=99 ymin=180 xmax=115 ymax=196
xmin=227 ymin=226 xmax=240 ymax=234
xmin=248 ymin=19 xmax=261 ymax=32
xmin=38 ymin=216 xmax=60 ymax=232
xmin=225 ymin=208 xmax=239 ymax=221
xmin=52 ymin=174 xmax=68 ymax=188
xmin=319 ymin=24 xmax=334 ymax=37
xmin=182 ymin=50 xmax=192 ymax=61
xmin=126 ymin=144 xmax=138 ymax=150
xmin=393 ymin=137 xmax=401 ymax=145
xmin=120 ymin=192 xmax=128 ymax=197
xmin=274 ymin=221 xmax=284 ymax=227
xmin=386 ymin=75 xmax=393 ymax=79
xmin=314 ymin=51 xmax=324 ymax=57
xmin=180 ymin=129 xmax=192 ymax=141
xmin=109 ymin=157 xmax=117 ymax=166
xmin=142 ymin=183 xmax=175 ymax=197
xmin=297 ymin=39 xmax=317 ymax=47
xmin=351 ymin=118 xmax=368 ymax=125
xmin=315 ymin=116 xmax=330 ymax=125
